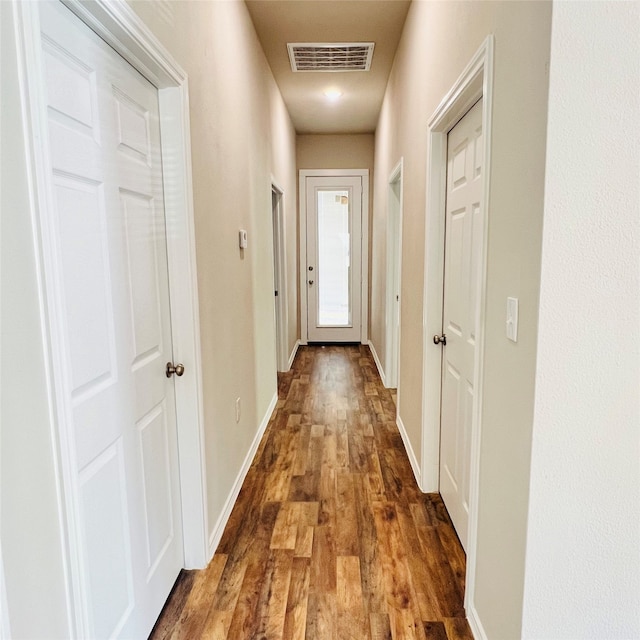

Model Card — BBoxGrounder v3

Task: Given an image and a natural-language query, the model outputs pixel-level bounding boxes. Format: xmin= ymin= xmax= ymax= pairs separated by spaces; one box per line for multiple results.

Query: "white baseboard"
xmin=466 ymin=603 xmax=487 ymax=640
xmin=367 ymin=340 xmax=386 ymax=387
xmin=287 ymin=340 xmax=300 ymax=371
xmin=396 ymin=414 xmax=422 ymax=489
xmin=0 ymin=547 xmax=10 ymax=640
xmin=207 ymin=391 xmax=278 ymax=557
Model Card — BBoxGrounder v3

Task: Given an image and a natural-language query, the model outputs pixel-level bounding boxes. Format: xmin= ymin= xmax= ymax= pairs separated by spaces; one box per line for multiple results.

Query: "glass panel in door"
xmin=305 ymin=175 xmax=361 ymax=343
xmin=317 ymin=189 xmax=351 ymax=326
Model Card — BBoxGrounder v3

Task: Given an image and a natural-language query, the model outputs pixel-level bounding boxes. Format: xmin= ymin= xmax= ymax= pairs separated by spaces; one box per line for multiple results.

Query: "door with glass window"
xmin=306 ymin=176 xmax=362 ymax=342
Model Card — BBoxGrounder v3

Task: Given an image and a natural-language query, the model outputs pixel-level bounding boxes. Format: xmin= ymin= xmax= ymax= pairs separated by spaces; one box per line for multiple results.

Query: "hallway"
xmin=151 ymin=345 xmax=471 ymax=639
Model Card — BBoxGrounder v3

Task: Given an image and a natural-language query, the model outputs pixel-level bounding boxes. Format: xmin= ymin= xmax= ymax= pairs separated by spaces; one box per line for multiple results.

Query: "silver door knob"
xmin=433 ymin=334 xmax=447 ymax=346
xmin=308 ymin=280 xmax=314 ymax=285
xmin=166 ymin=362 xmax=185 ymax=378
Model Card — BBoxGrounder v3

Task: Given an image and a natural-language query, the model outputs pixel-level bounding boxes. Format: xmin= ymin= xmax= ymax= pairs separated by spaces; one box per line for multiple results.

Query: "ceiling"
xmin=245 ymin=1 xmax=412 ymax=134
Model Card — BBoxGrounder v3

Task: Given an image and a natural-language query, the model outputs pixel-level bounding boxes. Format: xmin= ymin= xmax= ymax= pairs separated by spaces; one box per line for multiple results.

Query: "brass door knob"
xmin=166 ymin=362 xmax=185 ymax=378
xmin=433 ymin=334 xmax=447 ymax=346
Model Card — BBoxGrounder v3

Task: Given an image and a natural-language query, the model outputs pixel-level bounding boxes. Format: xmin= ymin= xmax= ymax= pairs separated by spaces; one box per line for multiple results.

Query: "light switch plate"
xmin=239 ymin=229 xmax=248 ymax=249
xmin=506 ymin=297 xmax=519 ymax=342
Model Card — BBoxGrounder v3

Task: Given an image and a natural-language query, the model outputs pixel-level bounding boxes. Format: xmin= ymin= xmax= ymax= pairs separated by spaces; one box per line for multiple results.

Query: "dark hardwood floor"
xmin=150 ymin=345 xmax=471 ymax=639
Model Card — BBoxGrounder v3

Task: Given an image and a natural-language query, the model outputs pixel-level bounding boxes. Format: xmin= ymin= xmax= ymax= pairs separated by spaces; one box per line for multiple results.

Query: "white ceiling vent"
xmin=287 ymin=43 xmax=375 ymax=72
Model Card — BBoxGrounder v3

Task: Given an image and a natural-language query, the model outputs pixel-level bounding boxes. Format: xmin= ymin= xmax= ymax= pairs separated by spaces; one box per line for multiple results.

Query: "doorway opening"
xmin=299 ymin=169 xmax=369 ymax=345
xmin=271 ymin=182 xmax=289 ymax=372
xmin=438 ymin=97 xmax=484 ymax=552
xmin=421 ymin=36 xmax=494 ymax=629
xmin=385 ymin=159 xmax=403 ymax=390
xmin=15 ymin=1 xmax=208 ymax=636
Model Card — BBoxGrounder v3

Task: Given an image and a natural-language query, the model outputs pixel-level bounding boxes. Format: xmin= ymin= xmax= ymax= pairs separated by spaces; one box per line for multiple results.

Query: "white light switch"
xmin=239 ymin=229 xmax=248 ymax=249
xmin=506 ymin=297 xmax=519 ymax=342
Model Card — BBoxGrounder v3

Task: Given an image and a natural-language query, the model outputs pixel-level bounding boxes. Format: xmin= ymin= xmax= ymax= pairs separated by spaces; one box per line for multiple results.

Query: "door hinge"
xmin=275 ymin=290 xmax=278 ymax=296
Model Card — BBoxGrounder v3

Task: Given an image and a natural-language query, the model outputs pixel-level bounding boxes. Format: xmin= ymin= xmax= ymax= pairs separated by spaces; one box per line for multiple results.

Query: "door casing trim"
xmin=299 ymin=169 xmax=369 ymax=345
xmin=420 ymin=35 xmax=494 ymax=633
xmin=13 ymin=1 xmax=208 ymax=635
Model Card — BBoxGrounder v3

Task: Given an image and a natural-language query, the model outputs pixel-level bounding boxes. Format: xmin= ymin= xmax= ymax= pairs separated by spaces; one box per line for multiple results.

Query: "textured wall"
xmin=522 ymin=2 xmax=640 ymax=637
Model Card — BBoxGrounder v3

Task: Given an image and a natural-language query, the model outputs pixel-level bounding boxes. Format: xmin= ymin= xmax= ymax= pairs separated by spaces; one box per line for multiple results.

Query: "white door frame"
xmin=14 ymin=1 xmax=208 ymax=635
xmin=271 ymin=178 xmax=289 ymax=372
xmin=421 ymin=36 xmax=494 ymax=626
xmin=385 ymin=159 xmax=404 ymax=389
xmin=299 ymin=169 xmax=369 ymax=344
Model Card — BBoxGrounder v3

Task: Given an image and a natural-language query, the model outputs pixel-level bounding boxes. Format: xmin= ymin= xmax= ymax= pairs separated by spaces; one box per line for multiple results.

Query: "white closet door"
xmin=439 ymin=99 xmax=483 ymax=551
xmin=40 ymin=3 xmax=183 ymax=636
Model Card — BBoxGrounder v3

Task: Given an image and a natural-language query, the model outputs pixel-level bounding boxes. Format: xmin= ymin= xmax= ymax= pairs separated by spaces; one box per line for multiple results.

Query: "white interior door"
xmin=40 ymin=3 xmax=183 ymax=636
xmin=439 ymin=99 xmax=483 ymax=551
xmin=306 ymin=176 xmax=362 ymax=342
xmin=272 ymin=187 xmax=287 ymax=371
xmin=385 ymin=171 xmax=402 ymax=388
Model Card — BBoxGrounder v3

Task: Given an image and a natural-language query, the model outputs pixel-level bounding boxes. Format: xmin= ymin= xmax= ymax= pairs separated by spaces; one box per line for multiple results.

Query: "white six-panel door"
xmin=39 ymin=3 xmax=183 ymax=636
xmin=439 ymin=99 xmax=484 ymax=551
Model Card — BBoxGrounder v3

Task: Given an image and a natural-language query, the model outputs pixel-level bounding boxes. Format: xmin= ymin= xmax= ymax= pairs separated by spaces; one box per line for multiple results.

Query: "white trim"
xmin=287 ymin=340 xmax=301 ymax=371
xmin=361 ymin=172 xmax=369 ymax=344
xmin=420 ymin=35 xmax=494 ymax=619
xmin=384 ymin=158 xmax=404 ymax=389
xmin=159 ymin=84 xmax=208 ymax=569
xmin=368 ymin=340 xmax=386 ymax=387
xmin=207 ymin=391 xmax=278 ymax=556
xmin=271 ymin=179 xmax=289 ymax=372
xmin=14 ymin=0 xmax=208 ymax=633
xmin=299 ymin=169 xmax=369 ymax=345
xmin=396 ymin=415 xmax=421 ymax=488
xmin=467 ymin=603 xmax=488 ymax=640
xmin=0 ymin=547 xmax=11 ymax=640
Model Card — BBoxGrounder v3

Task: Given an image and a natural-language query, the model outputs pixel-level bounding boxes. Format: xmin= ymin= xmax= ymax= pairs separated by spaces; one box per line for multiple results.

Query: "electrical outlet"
xmin=235 ymin=397 xmax=241 ymax=423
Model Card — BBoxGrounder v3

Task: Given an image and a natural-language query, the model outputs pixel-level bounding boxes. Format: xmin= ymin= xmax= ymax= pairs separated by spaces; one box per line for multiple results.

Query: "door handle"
xmin=433 ymin=334 xmax=447 ymax=346
xmin=166 ymin=362 xmax=185 ymax=378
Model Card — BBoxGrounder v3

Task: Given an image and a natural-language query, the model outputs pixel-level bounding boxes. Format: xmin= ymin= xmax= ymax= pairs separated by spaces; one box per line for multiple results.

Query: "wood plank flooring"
xmin=151 ymin=345 xmax=472 ymax=640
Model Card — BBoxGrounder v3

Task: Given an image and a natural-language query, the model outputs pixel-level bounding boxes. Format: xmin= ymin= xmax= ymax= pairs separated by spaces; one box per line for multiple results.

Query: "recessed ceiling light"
xmin=323 ymin=89 xmax=343 ymax=102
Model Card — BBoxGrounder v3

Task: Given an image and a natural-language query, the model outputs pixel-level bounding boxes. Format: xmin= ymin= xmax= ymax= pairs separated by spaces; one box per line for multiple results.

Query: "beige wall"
xmin=297 ymin=134 xmax=374 ymax=171
xmin=297 ymin=134 xmax=375 ymax=337
xmin=128 ymin=0 xmax=297 ymax=550
xmin=372 ymin=2 xmax=551 ymax=637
